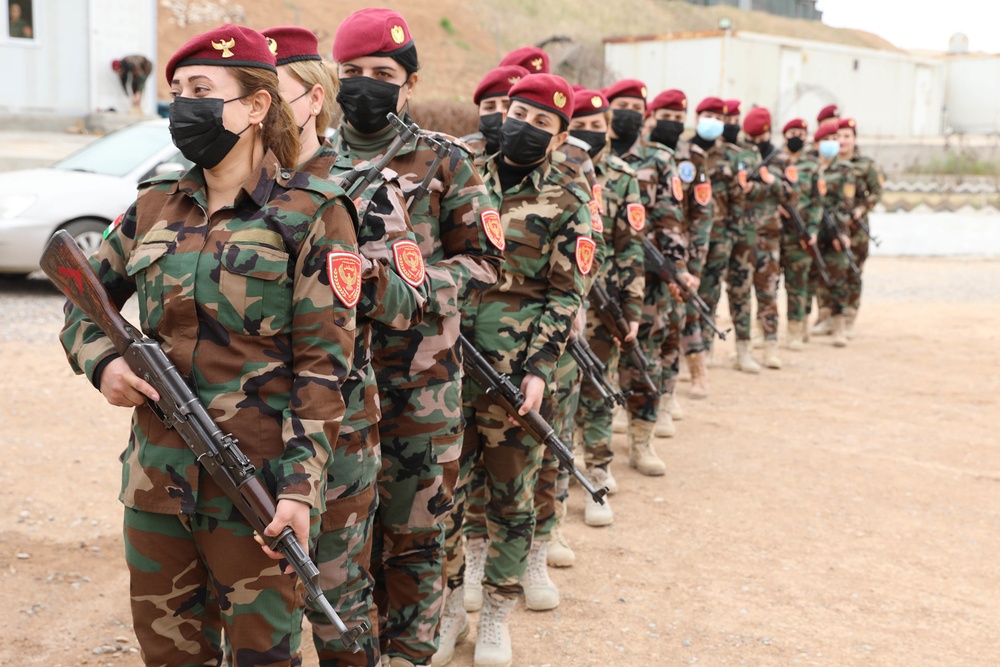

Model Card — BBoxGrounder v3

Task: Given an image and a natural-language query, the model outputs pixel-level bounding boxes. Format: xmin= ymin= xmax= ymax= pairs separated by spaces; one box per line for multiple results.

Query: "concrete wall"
xmin=89 ymin=0 xmax=158 ymax=116
xmin=945 ymin=56 xmax=1000 ymax=135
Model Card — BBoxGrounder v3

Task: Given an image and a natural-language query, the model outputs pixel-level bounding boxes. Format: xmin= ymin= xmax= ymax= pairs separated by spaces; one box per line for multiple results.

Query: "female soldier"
xmin=263 ymin=25 xmax=427 ymax=666
xmin=463 ymin=64 xmax=531 ymax=169
xmin=59 ymin=24 xmax=359 ymax=665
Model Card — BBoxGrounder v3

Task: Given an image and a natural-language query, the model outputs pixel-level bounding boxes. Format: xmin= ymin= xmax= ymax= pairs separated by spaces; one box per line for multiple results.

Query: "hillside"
xmin=156 ymin=0 xmax=899 ymax=102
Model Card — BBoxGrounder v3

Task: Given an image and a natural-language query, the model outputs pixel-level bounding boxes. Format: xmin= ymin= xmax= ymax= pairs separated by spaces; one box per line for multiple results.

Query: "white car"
xmin=0 ymin=119 xmax=190 ymax=277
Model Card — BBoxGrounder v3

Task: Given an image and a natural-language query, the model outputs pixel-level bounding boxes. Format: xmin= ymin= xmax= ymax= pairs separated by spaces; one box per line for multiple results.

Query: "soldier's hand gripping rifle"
xmin=641 ymin=237 xmax=730 ymax=340
xmin=459 ymin=335 xmax=608 ymax=505
xmin=341 ymin=113 xmax=420 ymax=199
xmin=588 ymin=279 xmax=660 ymax=396
xmin=40 ymin=231 xmax=370 ymax=653
xmin=780 ymin=204 xmax=832 ymax=287
xmin=566 ymin=332 xmax=628 ymax=408
xmin=821 ymin=210 xmax=861 ymax=276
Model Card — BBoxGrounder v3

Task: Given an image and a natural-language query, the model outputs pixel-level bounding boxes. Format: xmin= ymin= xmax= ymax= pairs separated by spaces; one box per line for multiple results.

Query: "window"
xmin=8 ymin=0 xmax=33 ymax=40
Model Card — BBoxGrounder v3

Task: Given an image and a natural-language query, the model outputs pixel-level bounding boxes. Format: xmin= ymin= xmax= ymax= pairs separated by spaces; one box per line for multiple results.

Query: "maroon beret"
xmin=815 ymin=123 xmax=839 ymax=142
xmin=261 ymin=26 xmax=322 ymax=66
xmin=499 ymin=46 xmax=549 ymax=74
xmin=724 ymin=99 xmax=742 ymax=116
xmin=572 ymin=89 xmax=609 ymax=118
xmin=649 ymin=89 xmax=687 ymax=112
xmin=473 ymin=65 xmax=530 ymax=104
xmin=696 ymin=96 xmax=726 ymax=115
xmin=782 ymin=118 xmax=808 ymax=134
xmin=743 ymin=107 xmax=771 ymax=137
xmin=166 ymin=24 xmax=276 ymax=84
xmin=508 ymin=73 xmax=575 ymax=123
xmin=817 ymin=104 xmax=839 ymax=122
xmin=604 ymin=78 xmax=648 ymax=103
xmin=838 ymin=117 xmax=858 ymax=133
xmin=333 ymin=8 xmax=413 ymax=63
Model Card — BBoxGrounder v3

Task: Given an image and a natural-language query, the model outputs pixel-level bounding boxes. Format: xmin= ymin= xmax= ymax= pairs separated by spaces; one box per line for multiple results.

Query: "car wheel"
xmin=60 ymin=219 xmax=108 ymax=257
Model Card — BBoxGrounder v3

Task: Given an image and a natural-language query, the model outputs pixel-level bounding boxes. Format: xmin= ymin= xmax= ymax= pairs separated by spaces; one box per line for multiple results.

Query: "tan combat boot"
xmin=667 ymin=392 xmax=684 ymax=420
xmin=432 ymin=586 xmax=469 ymax=666
xmin=546 ymin=499 xmax=575 ymax=567
xmin=628 ymin=419 xmax=666 ymax=476
xmin=831 ymin=314 xmax=848 ymax=347
xmin=786 ymin=321 xmax=805 ymax=351
xmin=844 ymin=306 xmax=858 ymax=339
xmin=474 ymin=593 xmax=517 ymax=667
xmin=612 ymin=405 xmax=628 ymax=434
xmin=463 ymin=537 xmax=488 ymax=612
xmin=654 ymin=394 xmax=676 ymax=438
xmin=811 ymin=307 xmax=833 ymax=335
xmin=687 ymin=352 xmax=709 ymax=399
xmin=523 ymin=540 xmax=559 ymax=611
xmin=763 ymin=339 xmax=783 ymax=369
xmin=734 ymin=340 xmax=762 ymax=374
xmin=584 ymin=467 xmax=614 ymax=526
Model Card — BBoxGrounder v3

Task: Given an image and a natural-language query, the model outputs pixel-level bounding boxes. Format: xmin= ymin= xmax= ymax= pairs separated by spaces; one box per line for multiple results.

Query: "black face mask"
xmin=755 ymin=140 xmax=775 ymax=160
xmin=499 ymin=118 xmax=553 ymax=166
xmin=785 ymin=136 xmax=805 ymax=154
xmin=610 ymin=109 xmax=643 ymax=143
xmin=337 ymin=76 xmax=403 ymax=135
xmin=650 ymin=119 xmax=684 ymax=150
xmin=570 ymin=129 xmax=607 ymax=159
xmin=479 ymin=112 xmax=504 ymax=155
xmin=722 ymin=122 xmax=741 ymax=144
xmin=168 ymin=96 xmax=251 ymax=169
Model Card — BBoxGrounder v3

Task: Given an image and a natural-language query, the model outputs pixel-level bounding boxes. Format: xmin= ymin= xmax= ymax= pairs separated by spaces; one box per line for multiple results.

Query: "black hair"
xmin=391 ymin=44 xmax=420 ymax=78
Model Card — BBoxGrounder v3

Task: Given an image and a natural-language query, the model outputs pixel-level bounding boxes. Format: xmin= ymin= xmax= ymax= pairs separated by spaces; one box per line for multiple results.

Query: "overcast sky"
xmin=816 ymin=0 xmax=1000 ymax=53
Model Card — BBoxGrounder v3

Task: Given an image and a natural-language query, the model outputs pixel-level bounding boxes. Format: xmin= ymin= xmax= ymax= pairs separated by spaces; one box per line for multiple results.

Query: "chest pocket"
xmin=217 ymin=242 xmax=292 ymax=336
xmin=503 ymin=212 xmax=549 ymax=276
xmin=125 ymin=232 xmax=176 ymax=334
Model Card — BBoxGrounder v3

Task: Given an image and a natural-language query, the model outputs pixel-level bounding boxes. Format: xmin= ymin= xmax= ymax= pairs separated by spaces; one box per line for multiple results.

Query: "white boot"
xmin=844 ymin=306 xmax=858 ymax=340
xmin=786 ymin=320 xmax=805 ymax=351
xmin=654 ymin=394 xmax=676 ymax=438
xmin=628 ymin=420 xmax=666 ymax=476
xmin=546 ymin=500 xmax=575 ymax=567
xmin=612 ymin=406 xmax=628 ymax=433
xmin=832 ymin=314 xmax=848 ymax=348
xmin=603 ymin=465 xmax=619 ymax=495
xmin=762 ymin=339 xmax=783 ymax=369
xmin=811 ymin=307 xmax=833 ymax=335
xmin=667 ymin=392 xmax=684 ymax=420
xmin=584 ymin=467 xmax=614 ymax=526
xmin=474 ymin=593 xmax=517 ymax=667
xmin=523 ymin=541 xmax=559 ymax=611
xmin=734 ymin=340 xmax=762 ymax=374
xmin=432 ymin=586 xmax=469 ymax=666
xmin=463 ymin=537 xmax=488 ymax=612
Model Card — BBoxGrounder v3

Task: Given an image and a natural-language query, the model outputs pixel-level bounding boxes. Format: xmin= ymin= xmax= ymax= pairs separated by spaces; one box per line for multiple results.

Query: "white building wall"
xmin=945 ymin=56 xmax=1000 ymax=134
xmin=89 ymin=0 xmax=158 ymax=116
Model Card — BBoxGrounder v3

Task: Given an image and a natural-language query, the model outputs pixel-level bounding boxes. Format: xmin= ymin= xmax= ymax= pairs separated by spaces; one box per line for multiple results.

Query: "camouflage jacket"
xmin=60 ymin=152 xmax=359 ymax=516
xmin=850 ymin=148 xmax=884 ymax=220
xmin=702 ymin=140 xmax=744 ymax=242
xmin=592 ymin=150 xmax=645 ymax=323
xmin=672 ymin=138 xmax=715 ymax=276
xmin=815 ymin=157 xmax=858 ymax=239
xmin=461 ymin=131 xmax=492 ymax=174
xmin=469 ymin=154 xmax=594 ymax=385
xmin=302 ymin=140 xmax=427 ymax=434
xmin=783 ymin=151 xmax=822 ymax=238
xmin=726 ymin=141 xmax=760 ymax=229
xmin=330 ymin=125 xmax=503 ymax=389
xmin=743 ymin=147 xmax=797 ymax=235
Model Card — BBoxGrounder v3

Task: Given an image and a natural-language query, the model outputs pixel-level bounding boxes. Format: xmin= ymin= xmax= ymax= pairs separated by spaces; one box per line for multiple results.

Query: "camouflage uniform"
xmin=845 ymin=148 xmax=883 ymax=312
xmin=779 ymin=153 xmax=822 ymax=324
xmin=814 ymin=158 xmax=858 ymax=314
xmin=330 ymin=124 xmax=502 ymax=665
xmin=301 ymin=140 xmax=427 ymax=667
xmin=60 ymin=153 xmax=358 ymax=666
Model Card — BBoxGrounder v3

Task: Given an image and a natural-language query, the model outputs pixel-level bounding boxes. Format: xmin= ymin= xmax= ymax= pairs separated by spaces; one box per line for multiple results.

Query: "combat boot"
xmin=831 ymin=314 xmax=848 ymax=347
xmin=844 ymin=306 xmax=858 ymax=339
xmin=763 ymin=340 xmax=783 ymax=369
xmin=811 ymin=307 xmax=833 ymax=336
xmin=654 ymin=394 xmax=676 ymax=438
xmin=432 ymin=586 xmax=469 ymax=666
xmin=687 ymin=352 xmax=709 ymax=399
xmin=546 ymin=499 xmax=575 ymax=567
xmin=603 ymin=465 xmax=618 ymax=495
xmin=523 ymin=541 xmax=559 ymax=611
xmin=667 ymin=392 xmax=684 ymax=420
xmin=389 ymin=658 xmax=419 ymax=667
xmin=786 ymin=321 xmax=805 ymax=351
xmin=628 ymin=419 xmax=666 ymax=476
xmin=612 ymin=406 xmax=628 ymax=433
xmin=474 ymin=593 xmax=517 ymax=667
xmin=734 ymin=340 xmax=762 ymax=374
xmin=463 ymin=537 xmax=488 ymax=612
xmin=584 ymin=467 xmax=614 ymax=526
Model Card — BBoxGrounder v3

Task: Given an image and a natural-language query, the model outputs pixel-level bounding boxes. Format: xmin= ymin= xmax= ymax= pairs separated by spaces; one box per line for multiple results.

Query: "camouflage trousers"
xmin=699 ymin=225 xmax=757 ymax=345
xmin=123 ymin=507 xmax=308 ymax=667
xmin=658 ymin=292 xmax=688 ymax=395
xmin=577 ymin=316 xmax=623 ymax=469
xmin=620 ymin=273 xmax=672 ymax=422
xmin=814 ymin=241 xmax=851 ymax=314
xmin=371 ymin=381 xmax=463 ymax=664
xmin=681 ymin=299 xmax=706 ymax=356
xmin=753 ymin=229 xmax=782 ymax=339
xmin=847 ymin=226 xmax=870 ymax=311
xmin=779 ymin=233 xmax=814 ymax=323
xmin=311 ymin=426 xmax=381 ymax=667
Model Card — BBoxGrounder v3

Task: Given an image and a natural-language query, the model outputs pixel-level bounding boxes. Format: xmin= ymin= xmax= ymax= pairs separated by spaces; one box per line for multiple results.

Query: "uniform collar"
xmin=173 ymin=150 xmax=281 ymax=210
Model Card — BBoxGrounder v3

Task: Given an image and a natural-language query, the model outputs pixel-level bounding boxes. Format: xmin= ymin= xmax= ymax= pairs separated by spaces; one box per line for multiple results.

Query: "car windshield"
xmin=54 ymin=124 xmax=175 ymax=178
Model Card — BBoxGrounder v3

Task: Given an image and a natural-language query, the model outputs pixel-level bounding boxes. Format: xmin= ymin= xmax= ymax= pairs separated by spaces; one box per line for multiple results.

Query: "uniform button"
xmin=281 ymin=172 xmax=291 ymax=179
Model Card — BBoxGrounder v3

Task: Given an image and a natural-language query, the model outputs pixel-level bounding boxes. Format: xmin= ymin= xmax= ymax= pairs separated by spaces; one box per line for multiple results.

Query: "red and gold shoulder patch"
xmin=592 ymin=183 xmax=603 ymax=209
xmin=588 ymin=199 xmax=604 ymax=234
xmin=103 ymin=213 xmax=124 ymax=240
xmin=392 ymin=239 xmax=425 ymax=289
xmin=843 ymin=181 xmax=857 ymax=200
xmin=737 ymin=169 xmax=748 ymax=189
xmin=626 ymin=203 xmax=646 ymax=232
xmin=575 ymin=236 xmax=596 ymax=275
xmin=817 ymin=179 xmax=828 ymax=197
xmin=327 ymin=251 xmax=362 ymax=308
xmin=785 ymin=165 xmax=799 ymax=184
xmin=694 ymin=180 xmax=712 ymax=206
xmin=671 ymin=175 xmax=684 ymax=202
xmin=480 ymin=208 xmax=505 ymax=251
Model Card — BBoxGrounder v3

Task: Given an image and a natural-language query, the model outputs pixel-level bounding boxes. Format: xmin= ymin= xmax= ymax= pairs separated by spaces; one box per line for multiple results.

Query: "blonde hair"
xmin=231 ymin=66 xmax=300 ymax=168
xmin=285 ymin=59 xmax=339 ymax=135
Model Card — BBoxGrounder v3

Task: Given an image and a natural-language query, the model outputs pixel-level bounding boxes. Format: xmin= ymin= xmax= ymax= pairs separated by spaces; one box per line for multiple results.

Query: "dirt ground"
xmin=2 ymin=256 xmax=999 ymax=667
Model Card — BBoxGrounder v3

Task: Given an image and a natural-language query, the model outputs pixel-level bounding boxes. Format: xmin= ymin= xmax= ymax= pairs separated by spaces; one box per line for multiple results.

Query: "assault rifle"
xmin=821 ymin=210 xmax=861 ymax=277
xmin=566 ymin=333 xmax=628 ymax=408
xmin=41 ymin=232 xmax=369 ymax=653
xmin=459 ymin=335 xmax=608 ymax=505
xmin=640 ymin=237 xmax=730 ymax=341
xmin=341 ymin=113 xmax=420 ymax=199
xmin=780 ymin=205 xmax=832 ymax=287
xmin=587 ymin=280 xmax=660 ymax=396
xmin=406 ymin=135 xmax=452 ymax=214
xmin=854 ymin=216 xmax=881 ymax=247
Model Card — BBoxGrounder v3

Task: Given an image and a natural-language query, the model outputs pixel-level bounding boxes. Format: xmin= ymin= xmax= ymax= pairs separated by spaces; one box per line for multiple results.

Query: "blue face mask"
xmin=696 ymin=117 xmax=724 ymax=141
xmin=819 ymin=140 xmax=840 ymax=160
